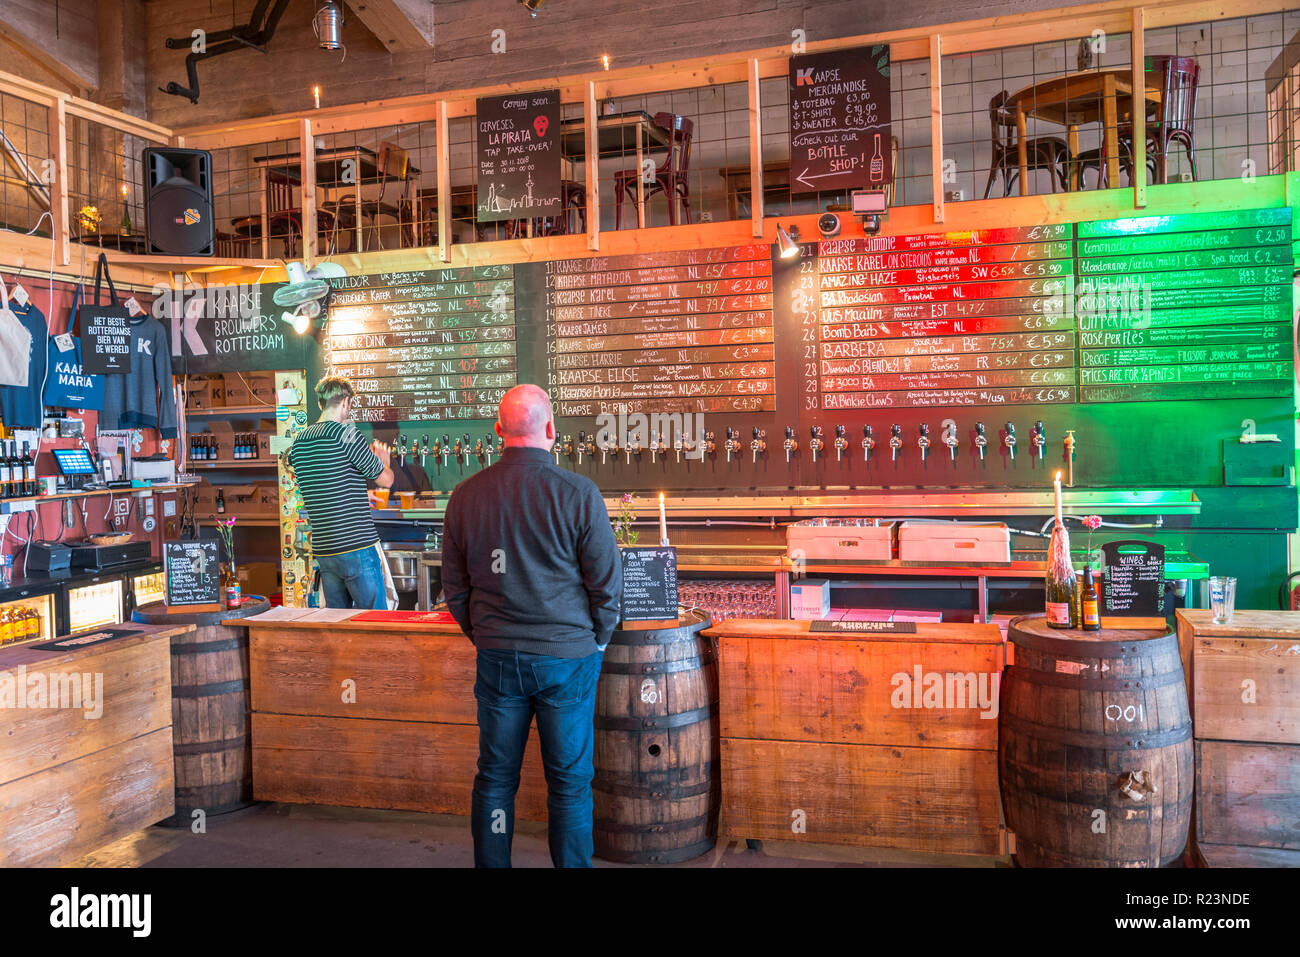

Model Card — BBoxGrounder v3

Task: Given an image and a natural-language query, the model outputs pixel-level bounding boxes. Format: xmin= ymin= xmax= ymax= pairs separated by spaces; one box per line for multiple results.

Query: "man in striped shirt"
xmin=286 ymin=376 xmax=394 ymax=609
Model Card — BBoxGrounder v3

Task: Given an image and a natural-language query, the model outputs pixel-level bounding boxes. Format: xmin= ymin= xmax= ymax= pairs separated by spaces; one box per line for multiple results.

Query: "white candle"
xmin=313 ymin=85 xmax=321 ymax=109
xmin=1053 ymin=471 xmax=1063 ymax=523
xmin=659 ymin=492 xmax=668 ymax=546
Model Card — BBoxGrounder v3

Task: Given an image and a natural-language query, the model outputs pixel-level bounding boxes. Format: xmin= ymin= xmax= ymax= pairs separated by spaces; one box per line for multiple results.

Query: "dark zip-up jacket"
xmin=441 ymin=445 xmax=621 ymax=657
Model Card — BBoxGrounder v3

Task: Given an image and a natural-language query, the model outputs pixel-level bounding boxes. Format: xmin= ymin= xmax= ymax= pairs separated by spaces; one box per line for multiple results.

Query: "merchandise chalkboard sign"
xmin=475 ymin=89 xmax=562 ymax=224
xmin=82 ymin=305 xmax=132 ymax=375
xmin=789 ymin=45 xmax=891 ymax=194
xmin=1100 ymin=540 xmax=1165 ymax=617
xmin=165 ymin=541 xmax=221 ymax=607
xmin=620 ymin=546 xmax=678 ymax=624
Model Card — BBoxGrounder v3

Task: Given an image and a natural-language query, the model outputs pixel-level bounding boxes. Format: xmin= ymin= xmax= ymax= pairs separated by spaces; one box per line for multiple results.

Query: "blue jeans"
xmin=471 ymin=647 xmax=604 ymax=868
xmin=316 ymin=545 xmax=386 ymax=609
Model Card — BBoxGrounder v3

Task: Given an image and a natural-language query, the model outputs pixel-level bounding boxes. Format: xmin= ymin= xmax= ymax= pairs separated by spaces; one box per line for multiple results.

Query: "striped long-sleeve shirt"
xmin=286 ymin=420 xmax=383 ymax=556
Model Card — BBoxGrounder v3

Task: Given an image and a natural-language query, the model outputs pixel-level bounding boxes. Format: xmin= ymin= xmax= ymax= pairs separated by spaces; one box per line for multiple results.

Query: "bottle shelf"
xmin=187 ymin=460 xmax=274 ymax=469
xmin=185 ymin=405 xmax=277 ymax=417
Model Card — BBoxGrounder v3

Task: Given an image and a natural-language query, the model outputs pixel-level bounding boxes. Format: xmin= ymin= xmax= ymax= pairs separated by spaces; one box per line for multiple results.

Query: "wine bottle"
xmin=1045 ymin=471 xmax=1078 ymax=629
xmin=1081 ymin=567 xmax=1101 ymax=631
xmin=22 ymin=442 xmax=35 ymax=496
xmin=0 ymin=440 xmax=12 ymax=498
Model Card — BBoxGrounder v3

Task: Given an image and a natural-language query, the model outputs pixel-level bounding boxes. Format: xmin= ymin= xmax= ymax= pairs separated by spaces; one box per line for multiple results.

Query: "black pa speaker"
xmin=143 ymin=147 xmax=214 ymax=256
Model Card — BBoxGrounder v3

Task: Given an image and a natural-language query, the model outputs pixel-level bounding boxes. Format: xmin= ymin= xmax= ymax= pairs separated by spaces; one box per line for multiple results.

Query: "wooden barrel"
xmin=133 ymin=598 xmax=268 ymax=827
xmin=999 ymin=615 xmax=1193 ymax=867
xmin=593 ymin=609 xmax=720 ymax=864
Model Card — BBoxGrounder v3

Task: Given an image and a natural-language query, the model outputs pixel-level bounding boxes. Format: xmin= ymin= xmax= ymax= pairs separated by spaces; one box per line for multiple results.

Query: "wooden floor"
xmin=70 ymin=803 xmax=1012 ymax=869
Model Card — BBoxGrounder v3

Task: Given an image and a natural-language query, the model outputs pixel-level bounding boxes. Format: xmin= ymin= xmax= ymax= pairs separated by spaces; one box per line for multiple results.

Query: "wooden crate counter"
xmin=1175 ymin=610 xmax=1300 ymax=867
xmin=246 ymin=614 xmax=548 ymax=818
xmin=706 ymin=619 xmax=1008 ymax=857
xmin=0 ymin=622 xmax=186 ymax=867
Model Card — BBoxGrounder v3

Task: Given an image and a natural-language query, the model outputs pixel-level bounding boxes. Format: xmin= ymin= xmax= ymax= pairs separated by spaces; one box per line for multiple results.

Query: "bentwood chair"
xmin=1076 ymin=55 xmax=1200 ymax=188
xmin=614 ymin=112 xmax=694 ymax=228
xmin=982 ymin=90 xmax=1070 ymax=198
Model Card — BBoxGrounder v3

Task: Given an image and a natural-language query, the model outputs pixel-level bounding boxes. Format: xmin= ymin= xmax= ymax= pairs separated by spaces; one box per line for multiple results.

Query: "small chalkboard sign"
xmin=789 ymin=45 xmax=892 ymax=194
xmin=620 ymin=546 xmax=678 ymax=625
xmin=476 ymin=89 xmax=562 ymax=224
xmin=809 ymin=620 xmax=917 ymax=633
xmin=165 ymin=541 xmax=221 ymax=607
xmin=1100 ymin=540 xmax=1165 ymax=618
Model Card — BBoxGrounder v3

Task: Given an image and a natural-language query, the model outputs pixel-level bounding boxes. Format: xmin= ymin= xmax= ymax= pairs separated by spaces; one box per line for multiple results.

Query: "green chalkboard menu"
xmin=1075 ymin=207 xmax=1293 ymax=403
xmin=325 ymin=266 xmax=518 ymax=422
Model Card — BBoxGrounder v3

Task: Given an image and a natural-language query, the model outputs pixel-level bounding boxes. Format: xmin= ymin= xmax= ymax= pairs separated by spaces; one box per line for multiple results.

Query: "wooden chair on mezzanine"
xmin=264 ymin=167 xmax=339 ymax=259
xmin=613 ymin=112 xmax=693 ymax=228
xmin=983 ymin=90 xmax=1070 ymax=198
xmin=1076 ymin=55 xmax=1200 ymax=188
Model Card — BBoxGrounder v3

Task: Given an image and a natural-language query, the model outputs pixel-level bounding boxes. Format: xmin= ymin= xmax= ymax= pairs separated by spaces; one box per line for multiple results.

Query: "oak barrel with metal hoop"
xmin=133 ymin=598 xmax=267 ymax=826
xmin=999 ymin=615 xmax=1193 ymax=867
xmin=593 ymin=609 xmax=719 ymax=864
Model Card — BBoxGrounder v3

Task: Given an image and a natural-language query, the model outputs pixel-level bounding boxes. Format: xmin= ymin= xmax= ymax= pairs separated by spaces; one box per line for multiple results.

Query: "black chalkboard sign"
xmin=476 ymin=89 xmax=562 ymax=224
xmin=166 ymin=283 xmax=311 ymax=374
xmin=789 ymin=45 xmax=891 ymax=194
xmin=1100 ymin=540 xmax=1165 ymax=616
xmin=620 ymin=546 xmax=678 ymax=623
xmin=165 ymin=541 xmax=221 ymax=606
xmin=82 ymin=305 xmax=133 ymax=374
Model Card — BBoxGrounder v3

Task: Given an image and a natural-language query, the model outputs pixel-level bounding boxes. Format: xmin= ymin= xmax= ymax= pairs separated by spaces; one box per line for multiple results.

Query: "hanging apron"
xmin=0 ymin=277 xmax=32 ymax=387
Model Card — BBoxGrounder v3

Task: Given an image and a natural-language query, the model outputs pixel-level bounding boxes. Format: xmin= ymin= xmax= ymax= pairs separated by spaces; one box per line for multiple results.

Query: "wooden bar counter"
xmin=706 ymin=619 xmax=1008 ymax=858
xmin=246 ymin=614 xmax=549 ymax=818
xmin=1176 ymin=610 xmax=1300 ymax=867
xmin=0 ymin=622 xmax=187 ymax=866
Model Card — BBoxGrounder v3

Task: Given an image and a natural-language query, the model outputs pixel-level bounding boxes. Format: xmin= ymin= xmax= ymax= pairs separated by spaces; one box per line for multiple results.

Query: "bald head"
xmin=496 ymin=384 xmax=555 ymax=449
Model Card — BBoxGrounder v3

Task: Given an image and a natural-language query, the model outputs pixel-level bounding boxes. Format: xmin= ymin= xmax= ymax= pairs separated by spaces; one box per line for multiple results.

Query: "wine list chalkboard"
xmin=620 ymin=546 xmax=679 ymax=623
xmin=1100 ymin=540 xmax=1165 ymax=617
xmin=476 ymin=89 xmax=562 ymax=223
xmin=165 ymin=541 xmax=221 ymax=606
xmin=789 ymin=45 xmax=891 ymax=194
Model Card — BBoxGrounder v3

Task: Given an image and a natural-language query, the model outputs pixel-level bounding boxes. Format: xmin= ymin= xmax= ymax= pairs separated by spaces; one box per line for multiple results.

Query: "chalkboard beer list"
xmin=1076 ymin=207 xmax=1293 ymax=402
xmin=325 ymin=266 xmax=517 ymax=421
xmin=523 ymin=245 xmax=777 ymax=417
xmin=812 ymin=224 xmax=1075 ymax=409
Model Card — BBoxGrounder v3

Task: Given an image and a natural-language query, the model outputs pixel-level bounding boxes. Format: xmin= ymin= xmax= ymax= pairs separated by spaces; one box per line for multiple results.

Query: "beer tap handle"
xmin=862 ymin=425 xmax=874 ymax=462
xmin=578 ymin=430 xmax=586 ymax=465
xmin=441 ymin=435 xmax=451 ymax=467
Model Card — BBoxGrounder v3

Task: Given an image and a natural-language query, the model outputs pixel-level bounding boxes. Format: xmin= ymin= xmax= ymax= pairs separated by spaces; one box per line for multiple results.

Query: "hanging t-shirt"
xmin=0 ymin=300 xmax=48 ymax=427
xmin=99 ymin=315 xmax=178 ymax=437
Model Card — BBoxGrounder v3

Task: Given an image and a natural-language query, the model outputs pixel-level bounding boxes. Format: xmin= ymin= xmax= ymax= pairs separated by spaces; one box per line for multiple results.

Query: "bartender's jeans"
xmin=471 ymin=647 xmax=604 ymax=867
xmin=316 ymin=545 xmax=386 ymax=609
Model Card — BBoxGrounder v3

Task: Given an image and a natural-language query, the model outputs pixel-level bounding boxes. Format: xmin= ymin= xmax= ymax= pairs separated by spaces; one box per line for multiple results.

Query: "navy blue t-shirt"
xmin=0 ymin=301 xmax=48 ymax=428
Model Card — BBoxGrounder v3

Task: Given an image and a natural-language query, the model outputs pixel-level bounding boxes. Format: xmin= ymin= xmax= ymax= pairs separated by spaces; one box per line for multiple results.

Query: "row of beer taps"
xmin=393 ymin=423 xmax=1076 ymax=470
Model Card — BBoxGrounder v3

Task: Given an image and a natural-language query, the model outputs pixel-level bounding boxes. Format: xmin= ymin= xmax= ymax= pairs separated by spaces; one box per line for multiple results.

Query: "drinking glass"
xmin=1209 ymin=576 xmax=1237 ymax=624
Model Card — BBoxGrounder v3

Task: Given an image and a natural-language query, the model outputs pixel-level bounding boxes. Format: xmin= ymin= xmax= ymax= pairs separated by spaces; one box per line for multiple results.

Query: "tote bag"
xmin=77 ymin=253 xmax=132 ymax=376
xmin=0 ymin=277 xmax=32 ymax=387
xmin=43 ymin=283 xmax=105 ymax=410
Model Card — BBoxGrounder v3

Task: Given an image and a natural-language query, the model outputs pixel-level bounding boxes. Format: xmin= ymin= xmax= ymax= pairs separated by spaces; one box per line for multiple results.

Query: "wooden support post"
xmin=930 ymin=35 xmax=944 ymax=223
xmin=748 ymin=57 xmax=764 ymax=238
xmin=436 ymin=100 xmax=451 ymax=263
xmin=299 ymin=118 xmax=317 ymax=266
xmin=52 ymin=98 xmax=69 ymax=266
xmin=1132 ymin=6 xmax=1147 ymax=207
xmin=585 ymin=81 xmax=600 ymax=252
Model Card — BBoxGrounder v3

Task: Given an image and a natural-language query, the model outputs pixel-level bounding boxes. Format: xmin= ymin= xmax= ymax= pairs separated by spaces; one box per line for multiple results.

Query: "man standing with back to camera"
xmin=441 ymin=384 xmax=621 ymax=867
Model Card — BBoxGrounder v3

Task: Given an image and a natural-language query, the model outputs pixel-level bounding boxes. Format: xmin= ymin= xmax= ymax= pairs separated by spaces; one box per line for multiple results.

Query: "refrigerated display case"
xmin=67 ymin=577 xmax=125 ymax=631
xmin=0 ymin=591 xmax=56 ymax=644
xmin=130 ymin=569 xmax=166 ymax=607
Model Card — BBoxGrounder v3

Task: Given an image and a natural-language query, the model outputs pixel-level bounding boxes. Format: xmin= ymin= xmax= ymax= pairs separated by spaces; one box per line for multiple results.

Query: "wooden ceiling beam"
xmin=345 ymin=0 xmax=434 ymax=54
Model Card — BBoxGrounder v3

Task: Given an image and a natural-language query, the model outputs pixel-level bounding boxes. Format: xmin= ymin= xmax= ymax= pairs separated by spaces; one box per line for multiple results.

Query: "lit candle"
xmin=659 ymin=492 xmax=668 ymax=546
xmin=313 ymin=85 xmax=321 ymax=109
